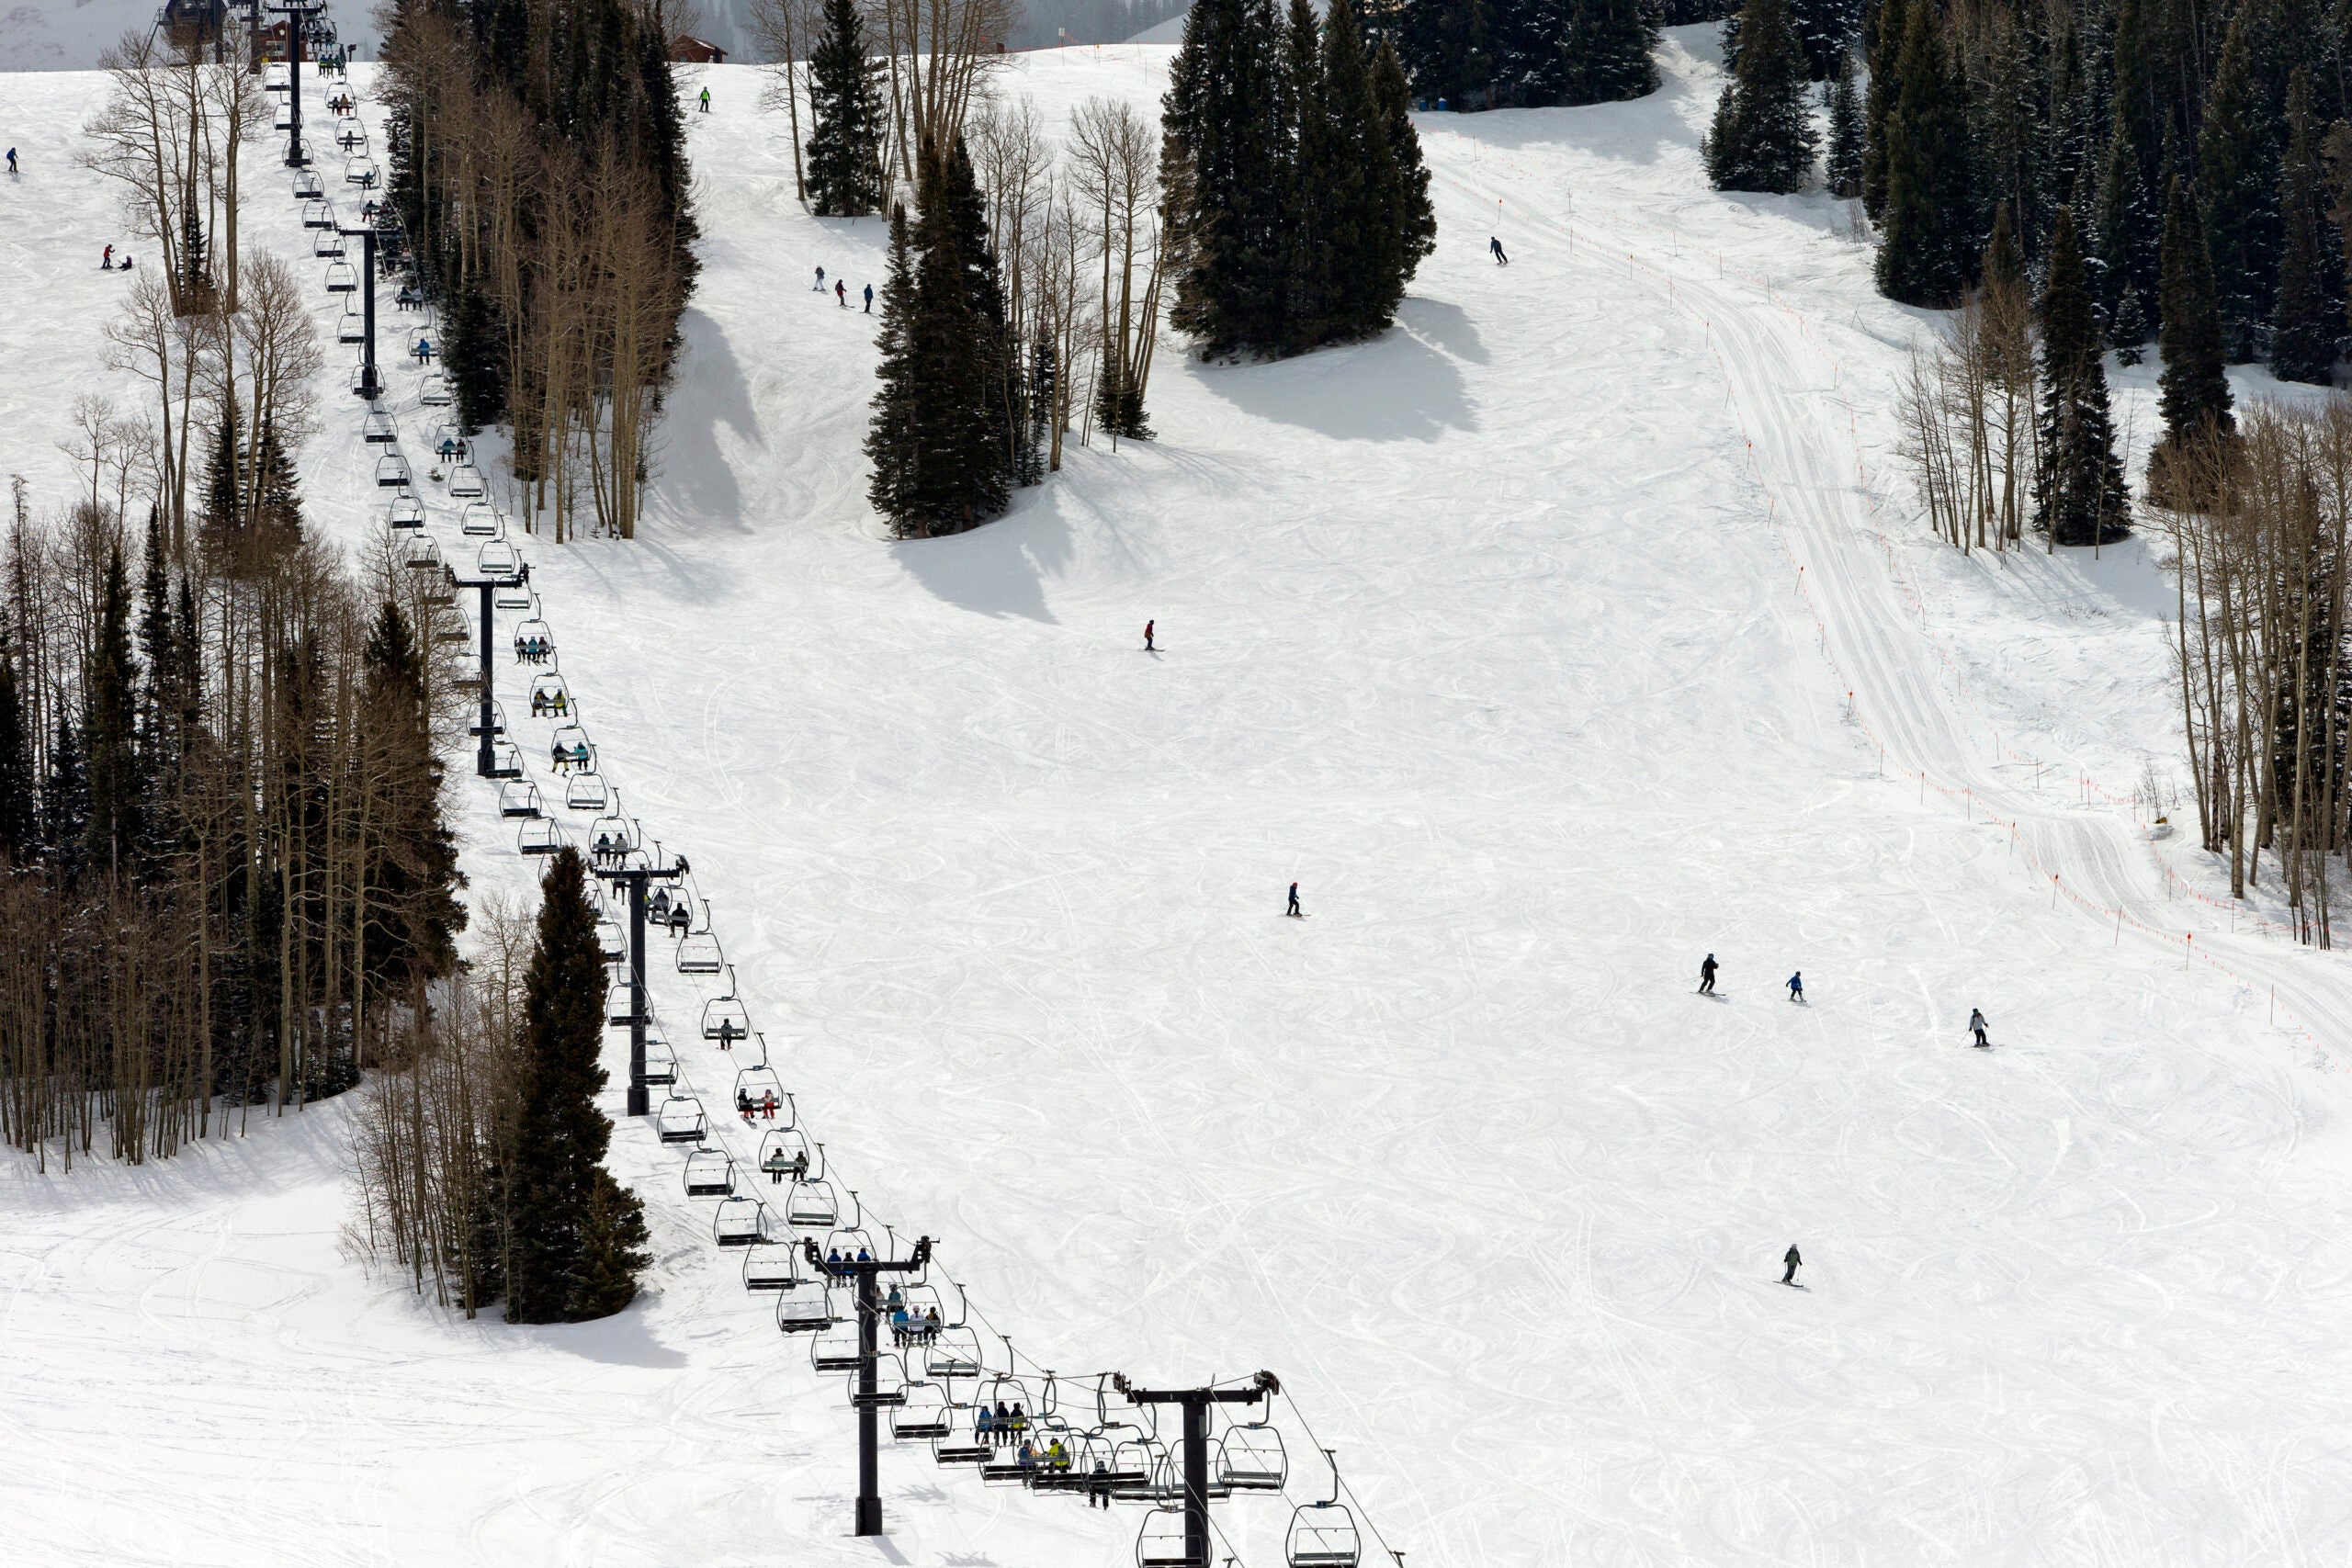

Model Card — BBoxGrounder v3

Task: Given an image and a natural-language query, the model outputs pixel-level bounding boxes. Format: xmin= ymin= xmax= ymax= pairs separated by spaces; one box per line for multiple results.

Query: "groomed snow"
xmin=9 ymin=28 xmax=2352 ymax=1566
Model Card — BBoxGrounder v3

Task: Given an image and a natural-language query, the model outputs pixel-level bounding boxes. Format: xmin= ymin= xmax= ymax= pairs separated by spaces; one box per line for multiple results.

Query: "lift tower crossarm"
xmin=1113 ymin=1371 xmax=1280 ymax=1568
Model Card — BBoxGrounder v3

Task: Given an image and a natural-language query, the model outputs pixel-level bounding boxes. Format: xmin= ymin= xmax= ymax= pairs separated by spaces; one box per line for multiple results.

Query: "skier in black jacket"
xmin=1781 ymin=1245 xmax=1802 ymax=1286
xmin=1699 ymin=953 xmax=1718 ymax=994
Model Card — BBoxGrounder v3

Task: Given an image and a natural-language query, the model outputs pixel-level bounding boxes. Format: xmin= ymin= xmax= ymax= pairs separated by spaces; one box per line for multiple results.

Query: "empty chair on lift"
xmin=402 ymin=535 xmax=442 ymax=572
xmin=683 ymin=1145 xmax=735 ymax=1198
xmin=497 ymin=780 xmax=540 ymax=818
xmin=468 ymin=700 xmax=505 ymax=739
xmin=713 ymin=1196 xmax=768 ymax=1247
xmin=654 ymin=1095 xmax=706 ymax=1144
xmin=517 ymin=817 xmax=563 ymax=857
xmin=1286 ymin=1453 xmax=1362 ymax=1568
xmin=384 ymin=493 xmax=424 ymax=529
xmin=301 ymin=198 xmax=336 ymax=230
xmin=311 ymin=226 xmax=345 ymax=257
xmin=292 ymin=169 xmax=324 ymax=199
xmin=419 ymin=372 xmax=452 ymax=407
xmin=563 ymin=770 xmax=609 ymax=812
xmin=594 ymin=918 xmax=627 ymax=963
xmin=449 ymin=463 xmax=485 ymax=498
xmin=323 ymin=260 xmax=358 ymax=292
xmin=361 ymin=409 xmax=397 ymax=445
xmin=460 ymin=501 xmax=503 ymax=536
xmin=786 ymin=1175 xmax=840 ymax=1230
xmin=374 ymin=453 xmax=412 ymax=490
xmin=1218 ymin=1422 xmax=1288 ymax=1491
xmin=494 ymin=579 xmax=533 ymax=611
xmin=486 ymin=740 xmax=523 ymax=779
xmin=337 ymin=307 xmax=368 ymax=344
xmin=641 ymin=1033 xmax=678 ymax=1085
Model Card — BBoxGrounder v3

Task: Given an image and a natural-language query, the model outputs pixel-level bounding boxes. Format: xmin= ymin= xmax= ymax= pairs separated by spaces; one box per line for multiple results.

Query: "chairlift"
xmin=273 ymin=103 xmax=293 ymax=131
xmin=526 ymin=673 xmax=571 ymax=720
xmin=311 ymin=226 xmax=345 ymax=257
xmin=337 ymin=308 xmax=367 ymax=345
xmin=677 ymin=927 xmax=722 ymax=976
xmin=384 ymin=493 xmax=424 ymax=529
xmin=484 ymin=739 xmax=522 ymax=779
xmin=402 ymin=535 xmax=442 ymax=573
xmin=336 ymin=123 xmax=367 ymax=152
xmin=925 ymin=1325 xmax=984 ymax=1381
xmin=497 ymin=780 xmax=540 ymax=818
xmin=701 ymin=980 xmax=749 ymax=1045
xmin=449 ymin=463 xmax=485 ymax=498
xmin=683 ymin=1146 xmax=735 ymax=1198
xmin=548 ymin=725 xmax=593 ymax=777
xmin=518 ymin=817 xmax=564 ymax=857
xmin=460 ymin=501 xmax=503 ymax=537
xmin=1137 ymin=1508 xmax=1201 ymax=1568
xmin=757 ymin=1124 xmax=811 ymax=1185
xmin=361 ymin=410 xmax=397 ymax=445
xmin=732 ymin=1064 xmax=784 ymax=1120
xmin=494 ymin=579 xmax=533 ymax=611
xmin=653 ymin=1095 xmax=706 ymax=1145
xmin=1287 ymin=1452 xmax=1362 ymax=1568
xmin=588 ymin=807 xmax=639 ymax=866
xmin=776 ymin=1278 xmax=832 ymax=1332
xmin=564 ymin=770 xmax=609 ymax=812
xmin=301 ymin=197 xmax=336 ymax=230
xmin=594 ymin=917 xmax=627 ymax=963
xmin=374 ymin=453 xmax=411 ymax=489
xmin=744 ymin=1246 xmax=799 ymax=1292
xmin=894 ymin=1380 xmax=954 ymax=1440
xmin=1218 ymin=1421 xmax=1288 ymax=1491
xmin=642 ymin=1033 xmax=678 ymax=1086
xmin=822 ymin=1216 xmax=875 ymax=1270
xmin=343 ymin=157 xmax=377 ymax=187
xmin=514 ymin=616 xmax=555 ymax=661
xmin=419 ymin=372 xmax=452 ymax=407
xmin=849 ymin=1352 xmax=910 ymax=1409
xmin=811 ymin=1316 xmax=864 ymax=1373
xmin=716 ymin=1197 xmax=775 ymax=1247
xmin=292 ymin=168 xmax=323 ymax=199
xmin=785 ymin=1175 xmax=840 ymax=1231
xmin=475 ymin=537 xmax=518 ymax=576
xmin=323 ymin=259 xmax=357 ymax=292
xmin=435 ymin=606 xmax=473 ymax=646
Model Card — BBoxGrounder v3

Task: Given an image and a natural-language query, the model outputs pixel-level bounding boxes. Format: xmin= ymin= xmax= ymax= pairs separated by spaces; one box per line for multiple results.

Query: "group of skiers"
xmin=1700 ymin=953 xmax=1990 ymax=1043
xmin=811 ymin=265 xmax=874 ymax=312
xmin=96 ymin=243 xmax=135 ymax=272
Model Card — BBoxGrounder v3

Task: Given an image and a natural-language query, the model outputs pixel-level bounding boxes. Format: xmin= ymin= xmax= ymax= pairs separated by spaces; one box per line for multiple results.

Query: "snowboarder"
xmin=1699 ymin=953 xmax=1718 ymax=994
xmin=1968 ymin=1007 xmax=1989 ymax=1048
xmin=1781 ymin=1245 xmax=1802 ymax=1285
xmin=1286 ymin=882 xmax=1302 ymax=918
xmin=698 ymin=85 xmax=711 ymax=112
xmin=863 ymin=282 xmax=874 ymax=312
xmin=1490 ymin=235 xmax=1509 ymax=265
xmin=1786 ymin=971 xmax=1804 ymax=1001
xmin=835 ymin=278 xmax=847 ymax=307
xmin=813 ymin=265 xmax=825 ymax=290
xmin=119 ymin=254 xmax=133 ymax=271
xmin=1143 ymin=619 xmax=1155 ymax=651
xmin=101 ymin=244 xmax=113 ymax=270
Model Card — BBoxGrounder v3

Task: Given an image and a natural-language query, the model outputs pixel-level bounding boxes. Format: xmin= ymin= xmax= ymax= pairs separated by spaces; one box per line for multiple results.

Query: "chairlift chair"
xmin=849 ymin=1353 xmax=910 ymax=1409
xmin=449 ymin=463 xmax=486 ymax=498
xmin=273 ymin=103 xmax=293 ymax=131
xmin=301 ymin=197 xmax=335 ymax=230
xmin=384 ymin=494 xmax=424 ymax=529
xmin=336 ymin=124 xmax=367 ymax=152
xmin=642 ymin=1034 xmax=678 ymax=1086
xmin=564 ymin=770 xmax=609 ymax=812
xmin=683 ymin=1146 xmax=735 ymax=1198
xmin=514 ymin=615 xmax=554 ymax=659
xmin=476 ymin=538 xmax=519 ymax=576
xmin=785 ymin=1175 xmax=840 ymax=1231
xmin=777 ymin=1278 xmax=831 ymax=1332
xmin=1219 ymin=1422 xmax=1288 ymax=1491
xmin=757 ymin=1125 xmax=810 ymax=1185
xmin=677 ymin=928 xmax=722 ymax=975
xmin=811 ymin=1317 xmax=864 ymax=1373
xmin=460 ymin=502 xmax=503 ymax=536
xmin=337 ymin=308 xmax=368 ymax=344
xmin=1137 ymin=1508 xmax=1203 ymax=1568
xmin=588 ymin=809 xmax=639 ymax=866
xmin=311 ymin=226 xmax=345 ymax=257
xmin=893 ymin=1380 xmax=954 ymax=1440
xmin=701 ymin=970 xmax=749 ymax=1043
xmin=292 ymin=169 xmax=323 ymax=199
xmin=497 ymin=780 xmax=540 ymax=818
xmin=402 ymin=535 xmax=442 ymax=572
xmin=549 ymin=726 xmax=594 ymax=777
xmin=323 ymin=260 xmax=357 ymax=292
xmin=518 ymin=818 xmax=564 ymax=857
xmin=343 ymin=157 xmax=377 ymax=186
xmin=594 ymin=918 xmax=627 ymax=963
xmin=743 ymin=1246 xmax=798 ymax=1291
xmin=823 ymin=1217 xmax=876 ymax=1269
xmin=733 ymin=1065 xmax=784 ymax=1117
xmin=469 ymin=697 xmax=506 ymax=736
xmin=361 ymin=410 xmax=397 ymax=445
xmin=374 ymin=453 xmax=411 ymax=489
xmin=435 ymin=610 xmax=473 ymax=646
xmin=526 ymin=673 xmax=571 ymax=719
xmin=487 ymin=741 xmax=523 ymax=779
xmin=1286 ymin=1454 xmax=1362 ymax=1568
xmin=655 ymin=1095 xmax=707 ymax=1144
xmin=494 ymin=580 xmax=534 ymax=612
xmin=419 ymin=372 xmax=452 ymax=407
xmin=925 ymin=1325 xmax=984 ymax=1382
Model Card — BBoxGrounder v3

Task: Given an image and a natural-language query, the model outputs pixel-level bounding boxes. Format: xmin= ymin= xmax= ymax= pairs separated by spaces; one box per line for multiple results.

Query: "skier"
xmin=1143 ymin=619 xmax=1155 ymax=651
xmin=863 ymin=282 xmax=874 ymax=312
xmin=1781 ymin=1245 xmax=1802 ymax=1286
xmin=1490 ymin=235 xmax=1509 ymax=265
xmin=1698 ymin=953 xmax=1717 ymax=994
xmin=698 ymin=85 xmax=711 ymax=112
xmin=813 ymin=265 xmax=825 ymax=291
xmin=6 ymin=147 xmax=16 ymax=175
xmin=119 ymin=254 xmax=133 ymax=271
xmin=835 ymin=278 xmax=847 ymax=307
xmin=1286 ymin=882 xmax=1302 ymax=918
xmin=1968 ymin=1007 xmax=1989 ymax=1048
xmin=1786 ymin=970 xmax=1804 ymax=1002
xmin=101 ymin=243 xmax=114 ymax=270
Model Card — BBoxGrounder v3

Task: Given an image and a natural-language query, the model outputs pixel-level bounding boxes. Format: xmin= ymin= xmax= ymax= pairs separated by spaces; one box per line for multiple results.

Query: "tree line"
xmin=381 ymin=0 xmax=698 ymax=541
xmin=1385 ymin=0 xmax=1664 ymax=111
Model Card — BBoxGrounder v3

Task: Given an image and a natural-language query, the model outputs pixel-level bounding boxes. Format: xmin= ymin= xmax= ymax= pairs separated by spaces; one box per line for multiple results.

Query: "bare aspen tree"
xmin=749 ymin=0 xmax=821 ymax=200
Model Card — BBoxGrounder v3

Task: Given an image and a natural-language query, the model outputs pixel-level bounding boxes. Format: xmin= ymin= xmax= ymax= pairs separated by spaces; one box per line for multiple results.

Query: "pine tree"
xmin=84 ymin=545 xmax=143 ymax=880
xmin=1399 ymin=0 xmax=1491 ymax=108
xmin=1873 ymin=0 xmax=1975 ymax=305
xmin=571 ymin=1167 xmax=652 ymax=1318
xmin=1374 ymin=39 xmax=1440 ymax=283
xmin=2268 ymin=65 xmax=2338 ymax=383
xmin=1165 ymin=0 xmax=1288 ymax=355
xmin=2197 ymin=6 xmax=2285 ymax=359
xmin=253 ymin=424 xmax=304 ymax=547
xmin=42 ymin=715 xmax=85 ymax=881
xmin=1860 ymin=0 xmax=1905 ymax=220
xmin=2093 ymin=106 xmax=2158 ymax=351
xmin=804 ymin=0 xmax=887 ymax=217
xmin=2111 ymin=288 xmax=2150 ymax=365
xmin=2033 ymin=207 xmax=2131 ymax=546
xmin=1787 ymin=0 xmax=1860 ymax=79
xmin=0 ymin=637 xmax=35 ymax=865
xmin=2151 ymin=175 xmax=2234 ymax=500
xmin=1562 ymin=0 xmax=1658 ymax=103
xmin=506 ymin=847 xmax=642 ymax=1324
xmin=1824 ymin=50 xmax=1863 ymax=198
xmin=201 ymin=402 xmax=243 ymax=545
xmin=1281 ymin=0 xmax=1339 ymax=348
xmin=360 ymin=602 xmax=466 ymax=994
xmin=442 ymin=277 xmax=507 ymax=433
xmin=931 ymin=139 xmax=1016 ymax=522
xmin=1704 ymin=0 xmax=1819 ymax=195
xmin=865 ymin=203 xmax=920 ymax=524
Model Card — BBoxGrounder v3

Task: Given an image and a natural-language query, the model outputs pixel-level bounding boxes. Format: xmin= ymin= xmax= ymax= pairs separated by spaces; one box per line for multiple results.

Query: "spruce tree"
xmin=804 ymin=0 xmax=887 ymax=217
xmin=1787 ymin=0 xmax=1860 ymax=79
xmin=931 ymin=140 xmax=1015 ymax=523
xmin=2151 ymin=175 xmax=2234 ymax=499
xmin=2032 ymin=207 xmax=2131 ymax=547
xmin=2196 ymin=6 xmax=2285 ymax=359
xmin=865 ymin=203 xmax=920 ymax=524
xmin=506 ymin=847 xmax=644 ymax=1325
xmin=1563 ymin=0 xmax=1658 ymax=103
xmin=1873 ymin=0 xmax=1974 ymax=306
xmin=42 ymin=715 xmax=85 ymax=882
xmin=2269 ymin=66 xmax=2339 ymax=383
xmin=1823 ymin=50 xmax=1863 ymax=198
xmin=1704 ymin=0 xmax=1819 ymax=195
xmin=2093 ymin=107 xmax=2158 ymax=352
xmin=1165 ymin=0 xmax=1288 ymax=355
xmin=1399 ymin=0 xmax=1491 ymax=108
xmin=360 ymin=602 xmax=465 ymax=994
xmin=1374 ymin=39 xmax=1440 ymax=285
xmin=201 ymin=401 xmax=243 ymax=546
xmin=1859 ymin=0 xmax=1905 ymax=220
xmin=1281 ymin=0 xmax=1339 ymax=348
xmin=0 ymin=639 xmax=34 ymax=864
xmin=84 ymin=546 xmax=143 ymax=881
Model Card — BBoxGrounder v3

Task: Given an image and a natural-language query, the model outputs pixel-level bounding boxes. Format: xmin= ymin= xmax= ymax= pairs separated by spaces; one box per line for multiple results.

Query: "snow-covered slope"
xmin=10 ymin=29 xmax=2352 ymax=1566
xmin=0 ymin=2 xmax=381 ymax=72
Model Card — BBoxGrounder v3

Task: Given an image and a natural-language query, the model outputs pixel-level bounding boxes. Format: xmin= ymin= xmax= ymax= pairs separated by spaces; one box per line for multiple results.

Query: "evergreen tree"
xmin=1281 ymin=0 xmax=1340 ymax=348
xmin=1164 ymin=0 xmax=1288 ymax=355
xmin=2093 ymin=106 xmax=2158 ymax=351
xmin=201 ymin=401 xmax=243 ymax=545
xmin=1873 ymin=0 xmax=1975 ymax=305
xmin=2032 ymin=207 xmax=2131 ymax=546
xmin=179 ymin=208 xmax=209 ymax=310
xmin=1704 ymin=0 xmax=1819 ymax=195
xmin=360 ymin=602 xmax=466 ymax=994
xmin=2270 ymin=66 xmax=2340 ymax=384
xmin=2151 ymin=175 xmax=2235 ymax=498
xmin=2111 ymin=288 xmax=2151 ymax=365
xmin=1787 ymin=0 xmax=1860 ymax=79
xmin=0 ymin=638 xmax=35 ymax=864
xmin=865 ymin=203 xmax=920 ymax=524
xmin=2197 ymin=6 xmax=2286 ymax=359
xmin=1561 ymin=0 xmax=1658 ymax=103
xmin=506 ymin=847 xmax=644 ymax=1324
xmin=442 ymin=277 xmax=507 ymax=433
xmin=83 ymin=546 xmax=143 ymax=880
xmin=42 ymin=716 xmax=86 ymax=881
xmin=1374 ymin=39 xmax=1440 ymax=282
xmin=253 ymin=424 xmax=304 ymax=547
xmin=1824 ymin=51 xmax=1864 ymax=198
xmin=1860 ymin=0 xmax=1905 ymax=220
xmin=804 ymin=0 xmax=887 ymax=217
xmin=1399 ymin=0 xmax=1492 ymax=108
